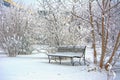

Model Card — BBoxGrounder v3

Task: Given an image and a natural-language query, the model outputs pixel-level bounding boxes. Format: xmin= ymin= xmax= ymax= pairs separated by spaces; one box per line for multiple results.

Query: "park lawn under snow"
xmin=0 ymin=45 xmax=120 ymax=80
xmin=0 ymin=53 xmax=108 ymax=80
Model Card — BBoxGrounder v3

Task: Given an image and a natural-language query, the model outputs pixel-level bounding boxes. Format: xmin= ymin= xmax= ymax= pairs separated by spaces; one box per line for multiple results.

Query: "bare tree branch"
xmin=105 ymin=1 xmax=120 ymax=13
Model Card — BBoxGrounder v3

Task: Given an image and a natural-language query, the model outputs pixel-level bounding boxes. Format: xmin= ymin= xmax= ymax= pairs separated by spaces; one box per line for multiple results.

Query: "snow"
xmin=0 ymin=53 xmax=107 ymax=80
xmin=0 ymin=48 xmax=120 ymax=80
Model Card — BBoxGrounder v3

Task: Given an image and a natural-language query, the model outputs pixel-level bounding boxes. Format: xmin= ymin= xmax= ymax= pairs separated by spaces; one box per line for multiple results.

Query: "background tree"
xmin=70 ymin=0 xmax=120 ymax=70
xmin=37 ymin=0 xmax=91 ymax=47
xmin=0 ymin=3 xmax=33 ymax=56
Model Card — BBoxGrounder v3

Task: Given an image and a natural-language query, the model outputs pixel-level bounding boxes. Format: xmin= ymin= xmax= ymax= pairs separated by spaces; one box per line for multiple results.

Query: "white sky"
xmin=13 ymin=0 xmax=36 ymax=5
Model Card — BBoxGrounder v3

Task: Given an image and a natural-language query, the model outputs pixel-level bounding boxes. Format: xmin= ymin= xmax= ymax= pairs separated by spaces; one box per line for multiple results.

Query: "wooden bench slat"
xmin=47 ymin=46 xmax=86 ymax=66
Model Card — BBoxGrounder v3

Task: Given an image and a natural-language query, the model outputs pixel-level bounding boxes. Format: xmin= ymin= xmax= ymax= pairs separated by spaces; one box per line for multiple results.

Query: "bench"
xmin=47 ymin=46 xmax=86 ymax=66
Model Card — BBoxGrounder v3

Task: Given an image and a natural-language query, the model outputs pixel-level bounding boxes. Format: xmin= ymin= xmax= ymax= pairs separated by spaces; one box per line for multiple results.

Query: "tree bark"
xmin=89 ymin=0 xmax=97 ymax=64
xmin=105 ymin=32 xmax=120 ymax=70
xmin=99 ymin=0 xmax=105 ymax=69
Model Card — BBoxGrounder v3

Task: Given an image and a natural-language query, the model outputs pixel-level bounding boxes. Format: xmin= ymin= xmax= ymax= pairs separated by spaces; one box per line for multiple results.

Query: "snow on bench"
xmin=47 ymin=46 xmax=86 ymax=66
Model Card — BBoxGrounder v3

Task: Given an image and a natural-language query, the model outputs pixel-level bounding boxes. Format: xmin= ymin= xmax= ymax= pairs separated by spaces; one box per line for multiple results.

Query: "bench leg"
xmin=59 ymin=57 xmax=62 ymax=64
xmin=79 ymin=58 xmax=82 ymax=65
xmin=48 ymin=56 xmax=51 ymax=63
xmin=71 ymin=57 xmax=74 ymax=66
xmin=83 ymin=57 xmax=86 ymax=65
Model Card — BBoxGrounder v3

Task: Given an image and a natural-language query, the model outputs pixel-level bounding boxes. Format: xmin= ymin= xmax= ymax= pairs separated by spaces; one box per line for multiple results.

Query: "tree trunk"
xmin=99 ymin=0 xmax=106 ymax=69
xmin=105 ymin=32 xmax=120 ymax=70
xmin=89 ymin=0 xmax=97 ymax=64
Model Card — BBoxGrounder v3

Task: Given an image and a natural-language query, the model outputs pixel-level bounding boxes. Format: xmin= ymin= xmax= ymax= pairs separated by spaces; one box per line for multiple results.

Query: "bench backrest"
xmin=57 ymin=46 xmax=86 ymax=64
xmin=57 ymin=46 xmax=74 ymax=52
xmin=57 ymin=46 xmax=86 ymax=53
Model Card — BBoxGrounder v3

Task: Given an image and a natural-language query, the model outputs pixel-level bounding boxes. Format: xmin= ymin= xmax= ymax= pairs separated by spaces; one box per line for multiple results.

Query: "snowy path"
xmin=0 ymin=54 xmax=109 ymax=80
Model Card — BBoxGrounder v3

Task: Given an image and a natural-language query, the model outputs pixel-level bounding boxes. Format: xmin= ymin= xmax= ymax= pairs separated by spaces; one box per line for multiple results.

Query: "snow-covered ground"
xmin=0 ymin=46 xmax=120 ymax=80
xmin=0 ymin=53 xmax=108 ymax=80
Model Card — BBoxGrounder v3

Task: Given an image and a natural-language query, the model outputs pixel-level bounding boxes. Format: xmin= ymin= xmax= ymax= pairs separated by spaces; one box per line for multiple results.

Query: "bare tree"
xmin=36 ymin=0 xmax=91 ymax=46
xmin=71 ymin=0 xmax=120 ymax=70
xmin=0 ymin=4 xmax=31 ymax=56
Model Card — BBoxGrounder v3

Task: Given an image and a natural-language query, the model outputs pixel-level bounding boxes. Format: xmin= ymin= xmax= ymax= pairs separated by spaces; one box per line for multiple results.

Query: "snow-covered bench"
xmin=47 ymin=46 xmax=86 ymax=66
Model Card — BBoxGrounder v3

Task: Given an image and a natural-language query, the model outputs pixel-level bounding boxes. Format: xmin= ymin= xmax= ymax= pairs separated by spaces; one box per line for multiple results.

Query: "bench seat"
xmin=47 ymin=46 xmax=86 ymax=66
